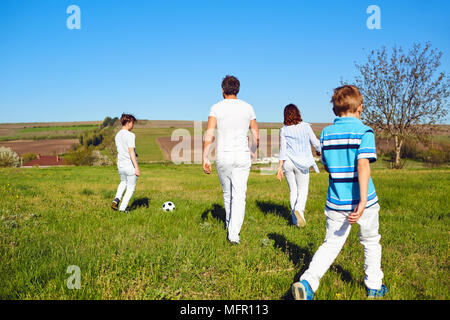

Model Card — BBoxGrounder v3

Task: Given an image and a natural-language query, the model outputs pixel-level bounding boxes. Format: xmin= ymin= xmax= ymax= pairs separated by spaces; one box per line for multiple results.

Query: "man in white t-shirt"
xmin=203 ymin=75 xmax=260 ymax=244
xmin=111 ymin=113 xmax=140 ymax=212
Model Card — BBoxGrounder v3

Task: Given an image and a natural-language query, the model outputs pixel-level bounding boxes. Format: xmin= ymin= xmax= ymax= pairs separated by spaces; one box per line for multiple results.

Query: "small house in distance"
xmin=23 ymin=154 xmax=66 ymax=168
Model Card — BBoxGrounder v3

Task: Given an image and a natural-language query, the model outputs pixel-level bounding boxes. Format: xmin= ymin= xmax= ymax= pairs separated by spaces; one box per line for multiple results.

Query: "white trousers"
xmin=282 ymin=158 xmax=310 ymax=225
xmin=216 ymin=152 xmax=251 ymax=242
xmin=114 ymin=165 xmax=138 ymax=211
xmin=300 ymin=203 xmax=384 ymax=291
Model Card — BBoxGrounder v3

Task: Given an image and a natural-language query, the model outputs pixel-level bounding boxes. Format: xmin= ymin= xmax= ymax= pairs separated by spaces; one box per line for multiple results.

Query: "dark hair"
xmin=120 ymin=113 xmax=137 ymax=126
xmin=221 ymin=75 xmax=240 ymax=96
xmin=283 ymin=104 xmax=302 ymax=126
xmin=331 ymin=85 xmax=363 ymax=116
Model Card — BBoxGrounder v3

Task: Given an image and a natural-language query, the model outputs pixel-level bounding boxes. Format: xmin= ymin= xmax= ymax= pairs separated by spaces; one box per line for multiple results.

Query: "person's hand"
xmin=203 ymin=159 xmax=212 ymax=174
xmin=276 ymin=167 xmax=284 ymax=182
xmin=316 ymin=151 xmax=321 ymax=156
xmin=347 ymin=201 xmax=366 ymax=224
xmin=135 ymin=168 xmax=140 ymax=177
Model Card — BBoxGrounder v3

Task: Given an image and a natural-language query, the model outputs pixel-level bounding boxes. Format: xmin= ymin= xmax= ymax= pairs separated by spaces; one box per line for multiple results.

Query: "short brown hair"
xmin=120 ymin=113 xmax=137 ymax=126
xmin=222 ymin=75 xmax=240 ymax=96
xmin=283 ymin=104 xmax=302 ymax=126
xmin=331 ymin=85 xmax=363 ymax=116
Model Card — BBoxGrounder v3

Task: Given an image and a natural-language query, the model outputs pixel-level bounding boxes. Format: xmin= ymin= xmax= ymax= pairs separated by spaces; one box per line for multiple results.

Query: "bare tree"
xmin=351 ymin=42 xmax=449 ymax=168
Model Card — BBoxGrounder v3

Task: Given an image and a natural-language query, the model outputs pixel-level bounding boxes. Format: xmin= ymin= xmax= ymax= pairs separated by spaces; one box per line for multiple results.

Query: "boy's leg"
xmin=357 ymin=203 xmax=384 ymax=290
xmin=118 ymin=168 xmax=137 ymax=212
xmin=282 ymin=160 xmax=298 ymax=225
xmin=300 ymin=208 xmax=351 ymax=292
xmin=227 ymin=155 xmax=251 ymax=243
xmin=114 ymin=170 xmax=128 ymax=201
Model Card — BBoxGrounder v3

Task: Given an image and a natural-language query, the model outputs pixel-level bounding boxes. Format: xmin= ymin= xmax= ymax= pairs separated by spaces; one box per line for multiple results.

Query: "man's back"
xmin=209 ymin=99 xmax=256 ymax=153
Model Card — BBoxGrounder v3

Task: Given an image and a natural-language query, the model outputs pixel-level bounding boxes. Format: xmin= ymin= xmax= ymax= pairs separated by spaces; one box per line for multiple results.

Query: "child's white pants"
xmin=115 ymin=165 xmax=138 ymax=211
xmin=216 ymin=151 xmax=251 ymax=242
xmin=300 ymin=203 xmax=384 ymax=291
xmin=282 ymin=158 xmax=310 ymax=224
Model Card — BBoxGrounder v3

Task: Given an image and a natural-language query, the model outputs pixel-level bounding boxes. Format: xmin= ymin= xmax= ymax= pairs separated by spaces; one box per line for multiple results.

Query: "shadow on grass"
xmin=268 ymin=232 xmax=355 ymax=299
xmin=129 ymin=197 xmax=150 ymax=211
xmin=201 ymin=203 xmax=226 ymax=228
xmin=256 ymin=200 xmax=292 ymax=225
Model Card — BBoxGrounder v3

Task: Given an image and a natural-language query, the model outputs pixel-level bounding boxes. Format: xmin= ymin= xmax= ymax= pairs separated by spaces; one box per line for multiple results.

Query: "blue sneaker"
xmin=367 ymin=284 xmax=388 ymax=298
xmin=292 ymin=280 xmax=314 ymax=300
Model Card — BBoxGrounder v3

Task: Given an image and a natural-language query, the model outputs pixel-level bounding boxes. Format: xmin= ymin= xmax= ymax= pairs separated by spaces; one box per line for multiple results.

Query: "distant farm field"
xmin=0 ymin=121 xmax=101 ymax=142
xmin=0 ymin=139 xmax=79 ymax=156
xmin=0 ymin=164 xmax=448 ymax=300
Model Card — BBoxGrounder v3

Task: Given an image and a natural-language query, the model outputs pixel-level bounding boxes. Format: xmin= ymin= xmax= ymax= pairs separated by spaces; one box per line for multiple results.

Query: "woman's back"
xmin=282 ymin=123 xmax=320 ymax=155
xmin=280 ymin=122 xmax=321 ymax=172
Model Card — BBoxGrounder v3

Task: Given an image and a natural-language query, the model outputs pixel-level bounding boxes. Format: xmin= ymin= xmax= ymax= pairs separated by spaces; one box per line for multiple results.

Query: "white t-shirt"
xmin=209 ymin=99 xmax=256 ymax=153
xmin=115 ymin=129 xmax=136 ymax=167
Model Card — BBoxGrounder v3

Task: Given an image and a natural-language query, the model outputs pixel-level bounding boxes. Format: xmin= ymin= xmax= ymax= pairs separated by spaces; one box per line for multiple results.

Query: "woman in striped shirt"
xmin=277 ymin=104 xmax=321 ymax=227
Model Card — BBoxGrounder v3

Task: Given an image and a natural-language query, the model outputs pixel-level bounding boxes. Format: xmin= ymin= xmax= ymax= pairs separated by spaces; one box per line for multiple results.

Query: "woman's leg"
xmin=283 ymin=159 xmax=298 ymax=225
xmin=294 ymin=168 xmax=310 ymax=218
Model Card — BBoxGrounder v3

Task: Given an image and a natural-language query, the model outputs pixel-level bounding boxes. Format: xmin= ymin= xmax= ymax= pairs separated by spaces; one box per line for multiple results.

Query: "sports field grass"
xmin=0 ymin=163 xmax=448 ymax=300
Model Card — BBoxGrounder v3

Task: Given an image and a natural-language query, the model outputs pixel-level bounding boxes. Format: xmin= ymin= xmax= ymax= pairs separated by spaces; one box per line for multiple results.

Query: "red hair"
xmin=283 ymin=104 xmax=302 ymax=126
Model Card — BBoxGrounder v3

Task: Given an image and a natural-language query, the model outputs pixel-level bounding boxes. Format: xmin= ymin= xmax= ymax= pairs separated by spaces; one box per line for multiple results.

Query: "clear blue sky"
xmin=1 ymin=0 xmax=449 ymax=124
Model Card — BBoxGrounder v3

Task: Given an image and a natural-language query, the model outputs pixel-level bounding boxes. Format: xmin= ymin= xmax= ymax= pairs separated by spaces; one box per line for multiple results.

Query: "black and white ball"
xmin=162 ymin=201 xmax=175 ymax=212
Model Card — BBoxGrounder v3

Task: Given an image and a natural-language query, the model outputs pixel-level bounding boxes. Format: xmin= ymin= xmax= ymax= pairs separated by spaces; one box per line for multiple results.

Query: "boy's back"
xmin=115 ymin=129 xmax=136 ymax=168
xmin=293 ymin=85 xmax=387 ymax=300
xmin=320 ymin=117 xmax=378 ymax=212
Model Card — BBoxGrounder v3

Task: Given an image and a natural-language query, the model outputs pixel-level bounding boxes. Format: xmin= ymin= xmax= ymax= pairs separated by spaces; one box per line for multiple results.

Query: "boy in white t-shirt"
xmin=203 ymin=75 xmax=260 ymax=244
xmin=111 ymin=114 xmax=140 ymax=212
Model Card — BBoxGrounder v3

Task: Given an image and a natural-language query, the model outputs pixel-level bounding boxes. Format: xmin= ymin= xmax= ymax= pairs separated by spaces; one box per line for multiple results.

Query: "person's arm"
xmin=129 ymin=147 xmax=140 ymax=176
xmin=277 ymin=160 xmax=284 ymax=181
xmin=308 ymin=125 xmax=321 ymax=155
xmin=348 ymin=129 xmax=377 ymax=223
xmin=319 ymin=131 xmax=328 ymax=172
xmin=348 ymin=158 xmax=370 ymax=224
xmin=202 ymin=116 xmax=216 ymax=174
xmin=249 ymin=119 xmax=260 ymax=159
xmin=277 ymin=128 xmax=287 ymax=181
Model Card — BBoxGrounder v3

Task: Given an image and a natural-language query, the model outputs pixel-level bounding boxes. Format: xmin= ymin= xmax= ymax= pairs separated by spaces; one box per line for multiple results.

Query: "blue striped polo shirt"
xmin=320 ymin=117 xmax=378 ymax=211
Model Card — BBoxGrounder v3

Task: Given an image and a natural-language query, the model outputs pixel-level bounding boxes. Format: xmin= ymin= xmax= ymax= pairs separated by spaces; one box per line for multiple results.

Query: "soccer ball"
xmin=162 ymin=201 xmax=175 ymax=212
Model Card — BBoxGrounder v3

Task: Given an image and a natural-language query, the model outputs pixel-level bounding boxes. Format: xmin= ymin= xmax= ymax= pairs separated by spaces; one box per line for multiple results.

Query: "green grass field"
xmin=0 ymin=163 xmax=448 ymax=300
xmin=133 ymin=127 xmax=174 ymax=162
xmin=18 ymin=125 xmax=98 ymax=133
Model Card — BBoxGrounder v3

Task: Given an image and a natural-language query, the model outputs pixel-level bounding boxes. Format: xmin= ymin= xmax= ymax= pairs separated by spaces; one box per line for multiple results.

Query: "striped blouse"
xmin=279 ymin=122 xmax=321 ymax=172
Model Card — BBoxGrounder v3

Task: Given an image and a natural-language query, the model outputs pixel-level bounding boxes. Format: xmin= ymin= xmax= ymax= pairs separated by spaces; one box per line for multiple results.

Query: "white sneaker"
xmin=294 ymin=210 xmax=306 ymax=227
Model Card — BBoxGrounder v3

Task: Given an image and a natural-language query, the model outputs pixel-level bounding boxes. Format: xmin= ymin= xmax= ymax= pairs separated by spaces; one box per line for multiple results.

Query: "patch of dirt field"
xmin=0 ymin=139 xmax=79 ymax=156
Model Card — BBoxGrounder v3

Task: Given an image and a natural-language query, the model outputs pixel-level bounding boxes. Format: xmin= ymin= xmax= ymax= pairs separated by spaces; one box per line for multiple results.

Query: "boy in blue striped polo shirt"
xmin=291 ymin=85 xmax=388 ymax=300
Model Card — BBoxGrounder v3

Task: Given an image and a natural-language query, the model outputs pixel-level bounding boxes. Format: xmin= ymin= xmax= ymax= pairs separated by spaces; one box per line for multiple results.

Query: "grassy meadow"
xmin=0 ymin=163 xmax=448 ymax=300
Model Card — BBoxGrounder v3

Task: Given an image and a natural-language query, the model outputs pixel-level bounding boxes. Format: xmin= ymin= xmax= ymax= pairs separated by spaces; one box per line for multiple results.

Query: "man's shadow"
xmin=201 ymin=203 xmax=226 ymax=228
xmin=268 ymin=233 xmax=355 ymax=299
xmin=128 ymin=197 xmax=150 ymax=211
xmin=256 ymin=200 xmax=292 ymax=225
